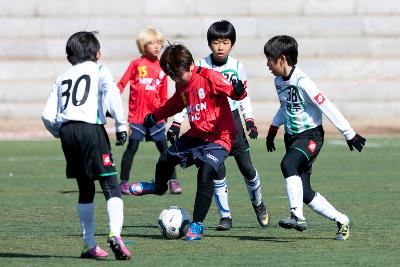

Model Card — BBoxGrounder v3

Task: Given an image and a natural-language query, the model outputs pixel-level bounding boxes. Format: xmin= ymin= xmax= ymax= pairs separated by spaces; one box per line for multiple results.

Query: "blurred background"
xmin=1 ymin=0 xmax=399 ymax=138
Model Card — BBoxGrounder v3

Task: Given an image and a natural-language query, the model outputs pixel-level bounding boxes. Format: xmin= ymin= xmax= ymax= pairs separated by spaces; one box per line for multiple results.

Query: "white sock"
xmin=285 ymin=175 xmax=305 ymax=220
xmin=307 ymin=192 xmax=348 ymax=224
xmin=244 ymin=170 xmax=262 ymax=206
xmin=77 ymin=203 xmax=96 ymax=249
xmin=107 ymin=197 xmax=124 ymax=237
xmin=214 ymin=178 xmax=231 ymax=218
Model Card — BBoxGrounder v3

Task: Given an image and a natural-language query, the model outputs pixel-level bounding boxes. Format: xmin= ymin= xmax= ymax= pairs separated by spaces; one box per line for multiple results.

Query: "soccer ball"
xmin=158 ymin=206 xmax=190 ymax=239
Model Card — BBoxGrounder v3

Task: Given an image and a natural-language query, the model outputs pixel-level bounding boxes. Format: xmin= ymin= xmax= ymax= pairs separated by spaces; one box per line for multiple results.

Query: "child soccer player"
xmin=264 ymin=35 xmax=366 ymax=240
xmin=168 ymin=20 xmax=269 ymax=230
xmin=128 ymin=43 xmax=247 ymax=240
xmin=117 ymin=27 xmax=182 ymax=195
xmin=42 ymin=31 xmax=132 ymax=259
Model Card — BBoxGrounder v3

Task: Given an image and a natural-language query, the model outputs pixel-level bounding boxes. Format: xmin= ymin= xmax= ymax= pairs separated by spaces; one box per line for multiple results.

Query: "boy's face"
xmin=209 ymin=38 xmax=233 ymax=61
xmin=144 ymin=39 xmax=163 ymax=60
xmin=169 ymin=63 xmax=195 ymax=85
xmin=266 ymin=56 xmax=285 ymax=77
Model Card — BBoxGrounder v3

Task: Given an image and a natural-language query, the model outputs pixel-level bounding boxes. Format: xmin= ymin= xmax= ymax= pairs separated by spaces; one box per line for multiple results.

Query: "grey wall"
xmin=1 ymin=0 xmax=399 ymax=124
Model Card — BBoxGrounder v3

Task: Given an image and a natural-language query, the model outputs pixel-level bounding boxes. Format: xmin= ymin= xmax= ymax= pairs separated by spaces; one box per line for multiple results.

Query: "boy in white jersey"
xmin=264 ymin=35 xmax=366 ymax=240
xmin=42 ymin=31 xmax=131 ymax=259
xmin=169 ymin=20 xmax=269 ymax=230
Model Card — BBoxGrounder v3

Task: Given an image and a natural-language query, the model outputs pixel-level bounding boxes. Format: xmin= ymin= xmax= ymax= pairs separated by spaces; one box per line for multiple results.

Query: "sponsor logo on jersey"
xmin=314 ymin=93 xmax=326 ymax=105
xmin=198 ymin=88 xmax=205 ymax=99
xmin=206 ymin=153 xmax=218 ymax=163
xmin=307 ymin=140 xmax=317 ymax=153
xmin=102 ymin=153 xmax=113 ymax=166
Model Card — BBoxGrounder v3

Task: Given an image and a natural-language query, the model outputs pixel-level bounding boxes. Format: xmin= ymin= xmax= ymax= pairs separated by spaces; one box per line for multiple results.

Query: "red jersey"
xmin=117 ymin=56 xmax=168 ymax=124
xmin=153 ymin=66 xmax=247 ymax=151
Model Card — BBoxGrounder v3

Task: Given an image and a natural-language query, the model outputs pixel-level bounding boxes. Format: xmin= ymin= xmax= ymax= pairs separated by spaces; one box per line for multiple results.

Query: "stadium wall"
xmin=0 ymin=0 xmax=399 ymax=135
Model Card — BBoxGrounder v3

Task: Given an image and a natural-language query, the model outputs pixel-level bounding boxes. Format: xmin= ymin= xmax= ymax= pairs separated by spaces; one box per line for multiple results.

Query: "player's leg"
xmin=99 ymin=175 xmax=131 ymax=260
xmin=279 ymin=148 xmax=309 ymax=231
xmin=119 ymin=139 xmax=140 ymax=194
xmin=302 ymin=173 xmax=352 ymax=240
xmin=234 ymin=151 xmax=270 ymax=227
xmin=155 ymin=139 xmax=182 ymax=194
xmin=76 ymin=177 xmax=108 ymax=259
xmin=186 ymin=162 xmax=216 ymax=240
xmin=214 ymin=163 xmax=232 ymax=230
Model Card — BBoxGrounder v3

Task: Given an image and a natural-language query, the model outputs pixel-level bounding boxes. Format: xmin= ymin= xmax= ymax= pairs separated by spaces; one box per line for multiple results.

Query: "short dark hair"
xmin=160 ymin=43 xmax=194 ymax=77
xmin=66 ymin=31 xmax=100 ymax=65
xmin=264 ymin=35 xmax=298 ymax=66
xmin=207 ymin=20 xmax=236 ymax=46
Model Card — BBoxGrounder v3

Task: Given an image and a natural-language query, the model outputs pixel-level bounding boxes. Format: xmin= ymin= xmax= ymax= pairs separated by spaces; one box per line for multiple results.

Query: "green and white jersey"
xmin=197 ymin=55 xmax=253 ymax=119
xmin=42 ymin=61 xmax=126 ymax=138
xmin=272 ymin=66 xmax=355 ymax=140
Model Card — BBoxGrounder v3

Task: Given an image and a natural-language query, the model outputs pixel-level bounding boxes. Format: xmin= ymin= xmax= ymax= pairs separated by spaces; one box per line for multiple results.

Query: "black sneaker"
xmin=252 ymin=200 xmax=270 ymax=227
xmin=278 ymin=212 xmax=308 ymax=232
xmin=216 ymin=217 xmax=232 ymax=231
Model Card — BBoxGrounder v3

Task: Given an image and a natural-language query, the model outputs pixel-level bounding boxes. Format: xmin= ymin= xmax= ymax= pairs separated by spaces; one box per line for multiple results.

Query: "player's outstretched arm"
xmin=346 ymin=133 xmax=366 ymax=152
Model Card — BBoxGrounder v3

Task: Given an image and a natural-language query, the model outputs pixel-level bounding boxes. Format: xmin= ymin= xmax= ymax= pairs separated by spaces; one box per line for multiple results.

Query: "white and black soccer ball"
xmin=158 ymin=206 xmax=190 ymax=239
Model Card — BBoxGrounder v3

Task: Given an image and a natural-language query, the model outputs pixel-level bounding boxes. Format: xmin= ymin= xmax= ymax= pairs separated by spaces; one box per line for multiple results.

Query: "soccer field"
xmin=0 ymin=137 xmax=399 ymax=266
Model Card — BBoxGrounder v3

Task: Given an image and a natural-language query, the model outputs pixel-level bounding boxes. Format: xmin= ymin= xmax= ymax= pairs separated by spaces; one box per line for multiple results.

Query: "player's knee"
xmin=280 ymin=156 xmax=299 ymax=177
xmin=78 ymin=191 xmax=95 ymax=203
xmin=198 ymin=163 xmax=217 ymax=184
xmin=100 ymin=175 xmax=121 ymax=200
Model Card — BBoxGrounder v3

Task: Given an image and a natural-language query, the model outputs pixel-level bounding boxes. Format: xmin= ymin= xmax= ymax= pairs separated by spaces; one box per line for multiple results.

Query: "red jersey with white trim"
xmin=118 ymin=56 xmax=168 ymax=124
xmin=153 ymin=66 xmax=247 ymax=151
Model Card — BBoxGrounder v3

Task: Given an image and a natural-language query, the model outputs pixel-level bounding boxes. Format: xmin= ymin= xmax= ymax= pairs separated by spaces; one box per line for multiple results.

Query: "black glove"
xmin=115 ymin=131 xmax=127 ymax=146
xmin=245 ymin=119 xmax=258 ymax=139
xmin=266 ymin=125 xmax=279 ymax=152
xmin=105 ymin=110 xmax=113 ymax=118
xmin=346 ymin=133 xmax=366 ymax=152
xmin=167 ymin=122 xmax=181 ymax=144
xmin=143 ymin=113 xmax=157 ymax=128
xmin=232 ymin=79 xmax=245 ymax=96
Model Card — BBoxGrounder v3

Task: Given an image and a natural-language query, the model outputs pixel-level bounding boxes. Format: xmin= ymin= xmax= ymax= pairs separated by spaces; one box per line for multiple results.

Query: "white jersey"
xmin=172 ymin=55 xmax=254 ymax=123
xmin=42 ymin=61 xmax=127 ymax=138
xmin=271 ymin=66 xmax=355 ymax=140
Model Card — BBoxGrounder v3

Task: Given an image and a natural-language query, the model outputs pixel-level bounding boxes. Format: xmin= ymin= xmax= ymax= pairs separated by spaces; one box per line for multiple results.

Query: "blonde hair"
xmin=136 ymin=27 xmax=164 ymax=55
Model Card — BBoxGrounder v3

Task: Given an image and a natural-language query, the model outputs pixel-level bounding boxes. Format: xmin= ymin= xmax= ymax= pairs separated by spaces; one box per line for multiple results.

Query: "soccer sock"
xmin=307 ymin=192 xmax=349 ymax=224
xmin=244 ymin=169 xmax=262 ymax=206
xmin=213 ymin=178 xmax=231 ymax=219
xmin=107 ymin=197 xmax=124 ymax=237
xmin=77 ymin=203 xmax=96 ymax=249
xmin=285 ymin=175 xmax=305 ymax=220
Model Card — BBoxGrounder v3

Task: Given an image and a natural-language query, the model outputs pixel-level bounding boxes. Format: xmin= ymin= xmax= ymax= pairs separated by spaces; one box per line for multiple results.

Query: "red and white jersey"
xmin=272 ymin=66 xmax=355 ymax=140
xmin=118 ymin=56 xmax=168 ymax=124
xmin=153 ymin=66 xmax=247 ymax=151
xmin=42 ymin=61 xmax=127 ymax=138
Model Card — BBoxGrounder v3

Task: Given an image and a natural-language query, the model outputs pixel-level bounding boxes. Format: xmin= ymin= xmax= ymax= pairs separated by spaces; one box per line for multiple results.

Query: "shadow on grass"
xmin=0 ymin=253 xmax=75 ymax=259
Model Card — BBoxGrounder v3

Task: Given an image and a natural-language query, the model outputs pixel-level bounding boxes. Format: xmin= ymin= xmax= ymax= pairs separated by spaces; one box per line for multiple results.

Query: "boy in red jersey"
xmin=117 ymin=28 xmax=182 ymax=195
xmin=129 ymin=43 xmax=247 ymax=240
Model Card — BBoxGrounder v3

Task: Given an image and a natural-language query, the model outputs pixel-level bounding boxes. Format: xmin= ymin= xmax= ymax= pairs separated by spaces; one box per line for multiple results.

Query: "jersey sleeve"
xmin=153 ymin=92 xmax=186 ymax=122
xmin=41 ymin=81 xmax=62 ymax=138
xmin=159 ymin=71 xmax=168 ymax=104
xmin=236 ymin=62 xmax=254 ymax=120
xmin=299 ymin=78 xmax=356 ymax=140
xmin=100 ymin=66 xmax=127 ymax=132
xmin=271 ymin=105 xmax=285 ymax=127
xmin=117 ymin=60 xmax=135 ymax=93
xmin=172 ymin=108 xmax=187 ymax=124
xmin=209 ymin=70 xmax=247 ymax=100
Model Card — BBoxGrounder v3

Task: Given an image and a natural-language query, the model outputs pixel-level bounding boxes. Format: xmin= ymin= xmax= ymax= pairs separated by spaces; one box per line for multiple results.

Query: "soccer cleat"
xmin=80 ymin=245 xmax=108 ymax=259
xmin=185 ymin=221 xmax=206 ymax=241
xmin=252 ymin=200 xmax=270 ymax=227
xmin=129 ymin=181 xmax=157 ymax=196
xmin=216 ymin=217 xmax=232 ymax=231
xmin=107 ymin=236 xmax=132 ymax=260
xmin=169 ymin=179 xmax=182 ymax=194
xmin=119 ymin=181 xmax=132 ymax=195
xmin=278 ymin=212 xmax=308 ymax=231
xmin=335 ymin=217 xmax=353 ymax=241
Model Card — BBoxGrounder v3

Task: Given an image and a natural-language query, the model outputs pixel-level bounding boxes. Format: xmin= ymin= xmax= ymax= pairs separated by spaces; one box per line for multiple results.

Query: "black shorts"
xmin=229 ymin=109 xmax=250 ymax=156
xmin=284 ymin=125 xmax=324 ymax=172
xmin=59 ymin=121 xmax=117 ymax=179
xmin=167 ymin=134 xmax=229 ymax=172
